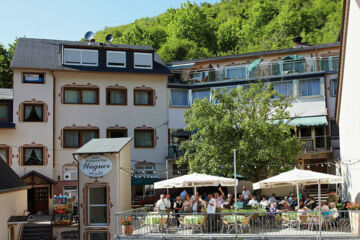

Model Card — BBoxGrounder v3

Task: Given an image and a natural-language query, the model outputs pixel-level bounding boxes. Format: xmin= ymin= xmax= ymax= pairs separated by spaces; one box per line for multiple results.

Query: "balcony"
xmin=167 ymin=145 xmax=185 ymax=160
xmin=300 ymin=135 xmax=331 ymax=153
xmin=170 ymin=56 xmax=338 ymax=85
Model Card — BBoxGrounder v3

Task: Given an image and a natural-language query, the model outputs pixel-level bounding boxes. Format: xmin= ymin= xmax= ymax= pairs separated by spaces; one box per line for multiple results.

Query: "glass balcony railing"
xmin=170 ymin=57 xmax=338 ymax=85
xmin=300 ymin=135 xmax=331 ymax=153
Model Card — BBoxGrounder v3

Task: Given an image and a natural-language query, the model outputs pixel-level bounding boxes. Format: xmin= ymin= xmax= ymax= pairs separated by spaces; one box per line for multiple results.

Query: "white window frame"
xmin=63 ymin=186 xmax=78 ymax=198
xmin=88 ymin=186 xmax=107 ymax=226
xmin=106 ymin=51 xmax=126 ymax=68
xmin=64 ymin=166 xmax=78 ymax=181
xmin=134 ymin=52 xmax=153 ymax=69
xmin=63 ymin=48 xmax=98 ymax=66
xmin=135 ymin=165 xmax=155 ymax=177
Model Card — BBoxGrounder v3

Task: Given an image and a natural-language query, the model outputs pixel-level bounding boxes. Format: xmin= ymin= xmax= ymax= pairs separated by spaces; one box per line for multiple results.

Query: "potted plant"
xmin=121 ymin=217 xmax=133 ymax=235
xmin=328 ymin=192 xmax=339 ymax=204
xmin=346 ymin=202 xmax=360 ymax=234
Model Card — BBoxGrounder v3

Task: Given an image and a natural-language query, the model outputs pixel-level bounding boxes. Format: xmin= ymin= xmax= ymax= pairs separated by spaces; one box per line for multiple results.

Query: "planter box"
xmin=122 ymin=225 xmax=133 ymax=235
xmin=350 ymin=211 xmax=360 ymax=235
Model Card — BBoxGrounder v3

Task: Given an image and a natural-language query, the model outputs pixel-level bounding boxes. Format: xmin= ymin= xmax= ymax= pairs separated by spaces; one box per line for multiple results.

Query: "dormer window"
xmin=107 ymin=51 xmax=126 ymax=68
xmin=134 ymin=52 xmax=153 ymax=69
xmin=63 ymin=48 xmax=98 ymax=66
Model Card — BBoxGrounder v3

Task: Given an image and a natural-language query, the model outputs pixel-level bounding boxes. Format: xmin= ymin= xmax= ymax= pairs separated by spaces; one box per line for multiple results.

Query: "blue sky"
xmin=0 ymin=0 xmax=219 ymax=46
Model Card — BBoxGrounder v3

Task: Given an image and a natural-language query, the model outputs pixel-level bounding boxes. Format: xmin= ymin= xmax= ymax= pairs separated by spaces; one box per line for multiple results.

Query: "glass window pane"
xmin=24 ymin=148 xmax=43 ymax=165
xmin=320 ymin=58 xmax=329 ymax=71
xmin=0 ymin=148 xmax=8 ymax=162
xmin=294 ymin=60 xmax=305 ymax=73
xmin=226 ymin=66 xmax=246 ymax=79
xmin=299 ymin=79 xmax=320 ymax=96
xmin=109 ymin=130 xmax=126 ymax=138
xmin=135 ymin=91 xmax=151 ymax=105
xmin=135 ymin=131 xmax=153 ymax=147
xmin=89 ymin=206 xmax=107 ymax=224
xmin=272 ymin=81 xmax=293 ymax=98
xmin=192 ymin=90 xmax=210 ymax=103
xmin=64 ymin=89 xmax=81 ymax=104
xmin=82 ymin=90 xmax=97 ymax=104
xmin=23 ymin=73 xmax=44 ymax=83
xmin=331 ymin=79 xmax=337 ymax=97
xmin=0 ymin=105 xmax=8 ymax=120
xmin=89 ymin=232 xmax=107 ymax=240
xmin=108 ymin=90 xmax=125 ymax=104
xmin=170 ymin=89 xmax=188 ymax=107
xmin=24 ymin=105 xmax=43 ymax=121
xmin=271 ymin=62 xmax=281 ymax=75
xmin=82 ymin=131 xmax=97 ymax=146
xmin=89 ymin=187 xmax=106 ymax=204
xmin=64 ymin=131 xmax=79 ymax=147
xmin=332 ymin=57 xmax=339 ymax=71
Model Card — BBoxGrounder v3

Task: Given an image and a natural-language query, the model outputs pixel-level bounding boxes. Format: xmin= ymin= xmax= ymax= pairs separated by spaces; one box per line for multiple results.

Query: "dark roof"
xmin=0 ymin=157 xmax=27 ymax=193
xmin=167 ymin=42 xmax=341 ymax=66
xmin=11 ymin=38 xmax=171 ymax=74
xmin=21 ymin=170 xmax=56 ymax=184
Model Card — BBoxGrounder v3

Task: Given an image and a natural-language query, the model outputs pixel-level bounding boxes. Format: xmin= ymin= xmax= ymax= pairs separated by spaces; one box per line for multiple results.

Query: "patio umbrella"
xmin=253 ymin=168 xmax=343 ymax=212
xmin=154 ymin=172 xmax=238 ymax=192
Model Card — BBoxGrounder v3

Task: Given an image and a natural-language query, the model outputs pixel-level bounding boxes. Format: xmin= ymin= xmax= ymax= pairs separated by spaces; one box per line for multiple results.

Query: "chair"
xmin=221 ymin=216 xmax=235 ymax=234
xmin=298 ymin=215 xmax=311 ymax=230
xmin=192 ymin=215 xmax=207 ymax=233
xmin=239 ymin=217 xmax=251 ymax=234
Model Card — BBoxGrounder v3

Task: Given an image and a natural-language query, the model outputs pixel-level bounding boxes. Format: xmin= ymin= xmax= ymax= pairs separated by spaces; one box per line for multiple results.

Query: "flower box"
xmin=122 ymin=225 xmax=134 ymax=235
xmin=350 ymin=211 xmax=360 ymax=235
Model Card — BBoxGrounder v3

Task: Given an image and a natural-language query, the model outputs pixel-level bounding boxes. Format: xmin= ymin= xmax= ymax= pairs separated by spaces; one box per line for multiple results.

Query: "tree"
xmin=0 ymin=40 xmax=16 ymax=88
xmin=177 ymin=82 xmax=303 ymax=182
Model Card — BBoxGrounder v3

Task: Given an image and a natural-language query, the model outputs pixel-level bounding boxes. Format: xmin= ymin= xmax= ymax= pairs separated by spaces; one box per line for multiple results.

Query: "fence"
xmin=114 ymin=209 xmax=359 ymax=239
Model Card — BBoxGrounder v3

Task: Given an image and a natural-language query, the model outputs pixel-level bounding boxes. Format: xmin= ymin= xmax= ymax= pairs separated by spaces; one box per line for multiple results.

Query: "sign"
xmin=80 ymin=155 xmax=113 ymax=177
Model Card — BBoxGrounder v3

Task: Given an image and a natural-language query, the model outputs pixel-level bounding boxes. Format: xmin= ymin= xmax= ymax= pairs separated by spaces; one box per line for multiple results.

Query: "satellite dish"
xmin=84 ymin=31 xmax=95 ymax=42
xmin=106 ymin=34 xmax=114 ymax=43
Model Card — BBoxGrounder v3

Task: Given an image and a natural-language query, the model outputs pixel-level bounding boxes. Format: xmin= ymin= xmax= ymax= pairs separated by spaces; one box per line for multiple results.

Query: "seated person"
xmin=248 ymin=195 xmax=259 ymax=208
xmin=235 ymin=194 xmax=244 ymax=209
xmin=295 ymin=201 xmax=309 ymax=215
xmin=329 ymin=202 xmax=339 ymax=219
xmin=280 ymin=201 xmax=291 ymax=212
xmin=260 ymin=196 xmax=269 ymax=209
xmin=268 ymin=193 xmax=278 ymax=205
xmin=223 ymin=194 xmax=234 ymax=209
xmin=289 ymin=195 xmax=298 ymax=210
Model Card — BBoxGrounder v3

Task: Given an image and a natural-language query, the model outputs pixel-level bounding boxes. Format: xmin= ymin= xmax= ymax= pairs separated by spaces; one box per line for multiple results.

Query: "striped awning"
xmin=289 ymin=116 xmax=328 ymax=127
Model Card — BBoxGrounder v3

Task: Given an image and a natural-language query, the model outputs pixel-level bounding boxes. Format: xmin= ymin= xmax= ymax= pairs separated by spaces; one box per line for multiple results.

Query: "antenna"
xmin=106 ymin=34 xmax=114 ymax=43
xmin=84 ymin=31 xmax=95 ymax=45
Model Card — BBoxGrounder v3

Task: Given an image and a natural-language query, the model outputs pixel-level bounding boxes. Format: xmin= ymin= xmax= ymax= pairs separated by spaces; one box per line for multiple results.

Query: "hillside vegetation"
xmin=95 ymin=0 xmax=343 ymax=63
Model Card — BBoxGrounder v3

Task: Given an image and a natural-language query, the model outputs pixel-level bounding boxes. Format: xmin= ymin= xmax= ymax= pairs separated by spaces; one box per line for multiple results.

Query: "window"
xmin=64 ymin=166 xmax=77 ymax=180
xmin=63 ymin=129 xmax=99 ymax=148
xmin=299 ymin=78 xmax=321 ymax=97
xmin=170 ymin=89 xmax=189 ymax=107
xmin=270 ymin=62 xmax=281 ymax=76
xmin=283 ymin=58 xmax=305 ymax=73
xmin=135 ymin=164 xmax=155 ymax=176
xmin=63 ymin=87 xmax=99 ymax=104
xmin=63 ymin=48 xmax=98 ymax=66
xmin=331 ymin=79 xmax=337 ymax=97
xmin=330 ymin=120 xmax=339 ymax=137
xmin=0 ymin=103 xmax=9 ymax=121
xmin=320 ymin=56 xmax=339 ymax=72
xmin=190 ymin=72 xmax=203 ymax=81
xmin=23 ymin=73 xmax=45 ymax=84
xmin=272 ymin=81 xmax=293 ymax=98
xmin=134 ymin=52 xmax=153 ymax=69
xmin=23 ymin=104 xmax=43 ymax=122
xmin=226 ymin=66 xmax=247 ymax=80
xmin=88 ymin=232 xmax=108 ymax=240
xmin=0 ymin=147 xmax=9 ymax=164
xmin=107 ymin=128 xmax=127 ymax=138
xmin=64 ymin=186 xmax=78 ymax=200
xmin=88 ymin=187 xmax=107 ymax=225
xmin=106 ymin=51 xmax=126 ymax=68
xmin=106 ymin=88 xmax=127 ymax=105
xmin=134 ymin=129 xmax=154 ymax=148
xmin=134 ymin=89 xmax=154 ymax=106
xmin=191 ymin=89 xmax=210 ymax=104
xmin=23 ymin=147 xmax=43 ymax=165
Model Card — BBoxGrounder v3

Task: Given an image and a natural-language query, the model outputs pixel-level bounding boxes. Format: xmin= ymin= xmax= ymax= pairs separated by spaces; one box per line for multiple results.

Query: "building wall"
xmin=53 ymin=71 xmax=168 ymax=184
xmin=338 ymin=0 xmax=360 ymax=202
xmin=0 ymin=189 xmax=27 ymax=240
xmin=0 ymin=69 xmax=54 ymax=179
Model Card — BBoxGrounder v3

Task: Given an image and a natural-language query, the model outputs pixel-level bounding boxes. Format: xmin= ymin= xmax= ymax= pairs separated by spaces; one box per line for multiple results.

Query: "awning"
xmin=247 ymin=58 xmax=263 ymax=73
xmin=131 ymin=177 xmax=161 ymax=186
xmin=289 ymin=116 xmax=328 ymax=127
xmin=283 ymin=55 xmax=305 ymax=61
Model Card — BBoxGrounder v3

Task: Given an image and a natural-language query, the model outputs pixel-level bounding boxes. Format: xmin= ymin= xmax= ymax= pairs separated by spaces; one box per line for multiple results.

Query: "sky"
xmin=0 ymin=0 xmax=219 ymax=47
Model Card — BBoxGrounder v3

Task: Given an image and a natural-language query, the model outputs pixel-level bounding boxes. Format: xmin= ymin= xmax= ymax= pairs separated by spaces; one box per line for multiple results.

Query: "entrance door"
xmin=27 ymin=188 xmax=35 ymax=214
xmin=34 ymin=187 xmax=49 ymax=214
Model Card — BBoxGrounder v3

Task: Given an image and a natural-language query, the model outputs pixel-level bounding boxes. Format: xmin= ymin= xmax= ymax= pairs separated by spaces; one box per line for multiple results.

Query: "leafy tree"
xmin=177 ymin=82 xmax=303 ymax=182
xmin=0 ymin=40 xmax=17 ymax=88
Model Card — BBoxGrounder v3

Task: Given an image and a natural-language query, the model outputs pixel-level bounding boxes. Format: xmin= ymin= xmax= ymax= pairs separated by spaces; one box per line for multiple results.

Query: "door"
xmin=34 ymin=187 xmax=49 ymax=214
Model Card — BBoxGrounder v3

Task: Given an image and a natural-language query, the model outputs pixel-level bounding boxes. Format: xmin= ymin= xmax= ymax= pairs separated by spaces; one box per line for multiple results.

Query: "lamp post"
xmin=233 ymin=149 xmax=238 ymax=236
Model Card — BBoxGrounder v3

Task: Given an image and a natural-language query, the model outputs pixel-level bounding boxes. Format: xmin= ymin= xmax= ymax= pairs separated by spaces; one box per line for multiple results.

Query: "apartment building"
xmin=166 ymin=38 xmax=341 ymax=190
xmin=336 ymin=0 xmax=360 ymax=202
xmin=0 ymin=37 xmax=171 ymax=214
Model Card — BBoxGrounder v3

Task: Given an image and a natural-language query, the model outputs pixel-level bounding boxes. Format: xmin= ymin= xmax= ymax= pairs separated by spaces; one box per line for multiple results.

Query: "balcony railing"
xmin=300 ymin=136 xmax=331 ymax=153
xmin=168 ymin=145 xmax=185 ymax=160
xmin=170 ymin=57 xmax=338 ymax=85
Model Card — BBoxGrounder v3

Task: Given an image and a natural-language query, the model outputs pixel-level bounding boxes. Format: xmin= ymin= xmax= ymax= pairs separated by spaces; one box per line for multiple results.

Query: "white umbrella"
xmin=154 ymin=172 xmax=238 ymax=191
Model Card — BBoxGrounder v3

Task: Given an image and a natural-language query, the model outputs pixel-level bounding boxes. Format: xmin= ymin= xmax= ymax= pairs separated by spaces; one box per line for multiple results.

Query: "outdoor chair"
xmin=239 ymin=217 xmax=251 ymax=234
xmin=191 ymin=215 xmax=207 ymax=233
xmin=221 ymin=216 xmax=235 ymax=234
xmin=298 ymin=215 xmax=311 ymax=230
xmin=281 ymin=213 xmax=297 ymax=229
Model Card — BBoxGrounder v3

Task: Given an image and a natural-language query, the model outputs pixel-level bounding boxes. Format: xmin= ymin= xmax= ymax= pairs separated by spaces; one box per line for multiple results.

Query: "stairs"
xmin=21 ymin=224 xmax=52 ymax=240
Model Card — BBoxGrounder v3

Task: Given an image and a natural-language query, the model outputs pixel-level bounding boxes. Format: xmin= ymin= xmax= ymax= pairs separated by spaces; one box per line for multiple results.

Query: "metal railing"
xmin=171 ymin=57 xmax=338 ymax=85
xmin=300 ymin=136 xmax=331 ymax=153
xmin=167 ymin=145 xmax=185 ymax=159
xmin=114 ymin=209 xmax=358 ymax=239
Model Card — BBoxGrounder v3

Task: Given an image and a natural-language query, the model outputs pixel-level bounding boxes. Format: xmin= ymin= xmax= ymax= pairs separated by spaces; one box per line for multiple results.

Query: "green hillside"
xmin=95 ymin=0 xmax=343 ymax=63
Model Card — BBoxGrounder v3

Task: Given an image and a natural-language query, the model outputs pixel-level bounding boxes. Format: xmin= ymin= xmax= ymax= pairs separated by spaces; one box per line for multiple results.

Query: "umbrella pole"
xmin=318 ymin=179 xmax=322 ymax=239
xmin=233 ymin=149 xmax=238 ymax=237
xmin=296 ymin=183 xmax=300 ymax=210
xmin=194 ymin=186 xmax=197 ymax=196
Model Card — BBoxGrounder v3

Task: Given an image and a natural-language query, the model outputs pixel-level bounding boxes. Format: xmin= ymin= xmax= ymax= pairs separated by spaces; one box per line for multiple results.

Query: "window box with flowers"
xmin=121 ymin=217 xmax=133 ymax=235
xmin=346 ymin=202 xmax=360 ymax=235
xmin=53 ymin=204 xmax=71 ymax=225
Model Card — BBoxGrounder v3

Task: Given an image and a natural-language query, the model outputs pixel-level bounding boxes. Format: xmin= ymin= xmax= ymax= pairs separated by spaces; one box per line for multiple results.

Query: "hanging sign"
xmin=80 ymin=155 xmax=113 ymax=177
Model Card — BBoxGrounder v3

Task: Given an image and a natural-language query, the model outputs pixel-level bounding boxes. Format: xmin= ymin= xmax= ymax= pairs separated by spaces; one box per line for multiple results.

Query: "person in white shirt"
xmin=242 ymin=186 xmax=251 ymax=200
xmin=207 ymin=193 xmax=216 ymax=232
xmin=268 ymin=193 xmax=278 ymax=204
xmin=207 ymin=193 xmax=216 ymax=213
xmin=259 ymin=196 xmax=269 ymax=209
xmin=248 ymin=195 xmax=259 ymax=207
xmin=156 ymin=194 xmax=167 ymax=213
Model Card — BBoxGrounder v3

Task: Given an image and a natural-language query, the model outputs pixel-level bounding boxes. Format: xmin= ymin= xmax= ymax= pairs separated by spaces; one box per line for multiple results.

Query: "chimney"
xmin=293 ymin=36 xmax=303 ymax=48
